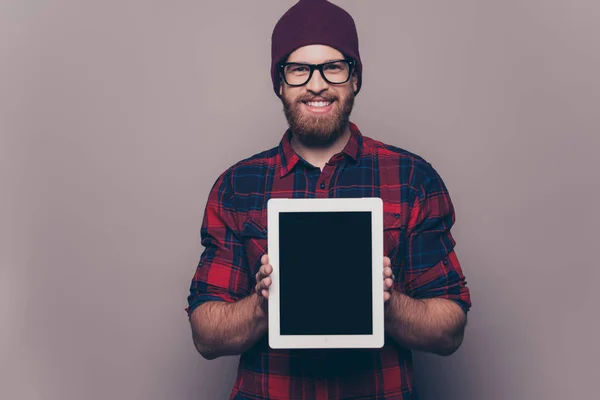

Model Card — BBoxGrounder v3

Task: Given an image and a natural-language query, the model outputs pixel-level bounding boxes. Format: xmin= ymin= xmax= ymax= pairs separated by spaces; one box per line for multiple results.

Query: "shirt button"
xmin=320 ymin=183 xmax=326 ymax=189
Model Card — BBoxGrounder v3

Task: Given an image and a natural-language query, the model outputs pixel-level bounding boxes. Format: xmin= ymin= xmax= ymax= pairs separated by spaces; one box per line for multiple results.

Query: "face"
xmin=280 ymin=45 xmax=358 ymax=147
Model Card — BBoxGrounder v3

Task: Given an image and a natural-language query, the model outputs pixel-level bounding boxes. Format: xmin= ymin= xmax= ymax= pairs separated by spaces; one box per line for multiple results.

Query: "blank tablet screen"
xmin=278 ymin=211 xmax=373 ymax=335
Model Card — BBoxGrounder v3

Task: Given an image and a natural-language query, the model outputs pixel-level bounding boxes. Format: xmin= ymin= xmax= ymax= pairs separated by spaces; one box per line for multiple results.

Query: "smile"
xmin=302 ymin=100 xmax=334 ymax=113
xmin=305 ymin=101 xmax=332 ymax=108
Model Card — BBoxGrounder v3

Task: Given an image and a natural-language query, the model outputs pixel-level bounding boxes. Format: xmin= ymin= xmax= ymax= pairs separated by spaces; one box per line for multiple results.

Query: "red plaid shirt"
xmin=187 ymin=123 xmax=471 ymax=399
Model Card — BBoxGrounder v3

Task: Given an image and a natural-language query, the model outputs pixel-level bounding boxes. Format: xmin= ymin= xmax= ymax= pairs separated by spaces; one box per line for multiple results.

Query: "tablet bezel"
xmin=267 ymin=197 xmax=384 ymax=349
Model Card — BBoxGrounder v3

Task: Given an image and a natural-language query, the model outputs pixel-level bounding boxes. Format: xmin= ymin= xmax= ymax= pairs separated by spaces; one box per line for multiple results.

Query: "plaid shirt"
xmin=187 ymin=122 xmax=471 ymax=400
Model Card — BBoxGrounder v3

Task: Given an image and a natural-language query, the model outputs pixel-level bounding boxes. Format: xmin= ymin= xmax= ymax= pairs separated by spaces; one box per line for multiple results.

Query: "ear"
xmin=279 ymin=82 xmax=283 ymax=97
xmin=352 ymin=72 xmax=358 ymax=93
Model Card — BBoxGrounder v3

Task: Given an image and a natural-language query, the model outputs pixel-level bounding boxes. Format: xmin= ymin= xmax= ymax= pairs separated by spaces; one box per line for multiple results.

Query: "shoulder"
xmin=208 ymin=145 xmax=279 ymax=198
xmin=229 ymin=146 xmax=279 ymax=175
xmin=362 ymin=135 xmax=446 ymax=192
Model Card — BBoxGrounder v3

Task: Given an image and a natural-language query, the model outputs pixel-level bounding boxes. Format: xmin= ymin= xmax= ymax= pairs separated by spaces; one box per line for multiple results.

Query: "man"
xmin=186 ymin=0 xmax=471 ymax=399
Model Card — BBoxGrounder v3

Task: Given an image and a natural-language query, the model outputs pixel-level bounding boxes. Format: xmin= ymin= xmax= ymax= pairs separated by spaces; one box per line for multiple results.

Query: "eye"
xmin=287 ymin=64 xmax=309 ymax=74
xmin=324 ymin=62 xmax=345 ymax=72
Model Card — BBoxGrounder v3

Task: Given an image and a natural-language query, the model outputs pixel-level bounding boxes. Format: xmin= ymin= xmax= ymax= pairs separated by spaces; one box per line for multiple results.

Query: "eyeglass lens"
xmin=283 ymin=61 xmax=351 ymax=86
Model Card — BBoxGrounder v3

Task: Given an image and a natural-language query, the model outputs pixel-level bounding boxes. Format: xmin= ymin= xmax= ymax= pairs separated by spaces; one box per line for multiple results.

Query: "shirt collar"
xmin=278 ymin=122 xmax=363 ymax=178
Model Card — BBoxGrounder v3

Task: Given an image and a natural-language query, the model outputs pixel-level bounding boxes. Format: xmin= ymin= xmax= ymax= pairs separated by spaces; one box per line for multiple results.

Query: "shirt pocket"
xmin=383 ymin=212 xmax=404 ymax=255
xmin=383 ymin=212 xmax=405 ymax=291
xmin=240 ymin=216 xmax=268 ymax=280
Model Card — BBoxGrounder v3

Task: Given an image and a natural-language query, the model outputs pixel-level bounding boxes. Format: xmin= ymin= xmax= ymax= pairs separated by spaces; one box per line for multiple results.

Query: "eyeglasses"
xmin=279 ymin=59 xmax=355 ymax=87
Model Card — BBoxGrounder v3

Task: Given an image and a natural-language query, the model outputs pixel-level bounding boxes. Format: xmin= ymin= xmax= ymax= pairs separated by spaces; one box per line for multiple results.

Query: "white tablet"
xmin=267 ymin=197 xmax=384 ymax=349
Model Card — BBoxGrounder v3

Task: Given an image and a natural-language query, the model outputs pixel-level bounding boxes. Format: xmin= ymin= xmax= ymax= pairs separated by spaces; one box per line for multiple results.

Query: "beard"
xmin=282 ymin=89 xmax=355 ymax=147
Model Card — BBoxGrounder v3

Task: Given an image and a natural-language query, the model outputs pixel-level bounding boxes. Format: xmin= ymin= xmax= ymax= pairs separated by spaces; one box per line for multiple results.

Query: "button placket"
xmin=316 ymin=177 xmax=329 ymax=198
xmin=316 ymin=165 xmax=332 ymax=198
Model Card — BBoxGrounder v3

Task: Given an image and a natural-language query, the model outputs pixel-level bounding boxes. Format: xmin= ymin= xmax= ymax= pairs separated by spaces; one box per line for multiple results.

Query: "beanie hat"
xmin=271 ymin=0 xmax=362 ymax=97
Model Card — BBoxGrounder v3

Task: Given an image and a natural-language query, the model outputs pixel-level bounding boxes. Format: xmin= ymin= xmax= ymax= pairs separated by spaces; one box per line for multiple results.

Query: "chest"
xmin=233 ymin=161 xmax=412 ymax=280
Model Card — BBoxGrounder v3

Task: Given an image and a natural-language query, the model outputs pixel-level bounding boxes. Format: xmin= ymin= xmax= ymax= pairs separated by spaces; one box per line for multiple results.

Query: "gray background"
xmin=1 ymin=0 xmax=599 ymax=399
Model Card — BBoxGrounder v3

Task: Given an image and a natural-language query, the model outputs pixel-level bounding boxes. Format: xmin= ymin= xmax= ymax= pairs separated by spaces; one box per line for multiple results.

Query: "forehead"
xmin=286 ymin=44 xmax=345 ymax=63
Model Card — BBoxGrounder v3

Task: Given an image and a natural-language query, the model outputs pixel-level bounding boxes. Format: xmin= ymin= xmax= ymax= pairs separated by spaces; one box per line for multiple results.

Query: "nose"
xmin=305 ymin=68 xmax=329 ymax=93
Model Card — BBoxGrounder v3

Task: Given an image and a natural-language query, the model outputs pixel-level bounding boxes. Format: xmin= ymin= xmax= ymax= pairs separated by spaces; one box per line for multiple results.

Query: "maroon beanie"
xmin=271 ymin=0 xmax=362 ymax=97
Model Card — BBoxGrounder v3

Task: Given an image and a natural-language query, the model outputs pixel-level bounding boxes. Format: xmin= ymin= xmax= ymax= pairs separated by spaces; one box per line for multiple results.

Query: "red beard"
xmin=282 ymin=90 xmax=355 ymax=147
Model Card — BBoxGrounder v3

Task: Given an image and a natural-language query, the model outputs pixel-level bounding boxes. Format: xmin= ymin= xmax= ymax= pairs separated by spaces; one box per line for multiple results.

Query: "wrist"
xmin=253 ymin=292 xmax=268 ymax=321
xmin=384 ymin=290 xmax=400 ymax=319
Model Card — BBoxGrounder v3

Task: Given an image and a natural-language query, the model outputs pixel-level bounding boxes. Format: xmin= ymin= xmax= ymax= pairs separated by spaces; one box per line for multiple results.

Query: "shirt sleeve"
xmin=402 ymin=163 xmax=471 ymax=313
xmin=186 ymin=170 xmax=251 ymax=318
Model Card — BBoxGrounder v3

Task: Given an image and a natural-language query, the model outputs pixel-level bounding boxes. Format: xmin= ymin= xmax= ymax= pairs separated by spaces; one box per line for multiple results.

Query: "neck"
xmin=290 ymin=125 xmax=352 ymax=171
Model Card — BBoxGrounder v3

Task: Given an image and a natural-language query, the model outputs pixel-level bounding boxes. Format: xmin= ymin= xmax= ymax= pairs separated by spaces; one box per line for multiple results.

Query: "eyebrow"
xmin=287 ymin=58 xmax=342 ymax=64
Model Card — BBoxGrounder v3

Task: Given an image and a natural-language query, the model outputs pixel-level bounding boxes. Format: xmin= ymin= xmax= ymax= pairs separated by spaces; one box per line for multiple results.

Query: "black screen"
xmin=279 ymin=211 xmax=373 ymax=335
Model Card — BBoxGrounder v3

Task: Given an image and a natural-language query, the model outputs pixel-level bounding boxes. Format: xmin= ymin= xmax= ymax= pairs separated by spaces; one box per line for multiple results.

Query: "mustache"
xmin=297 ymin=94 xmax=337 ymax=103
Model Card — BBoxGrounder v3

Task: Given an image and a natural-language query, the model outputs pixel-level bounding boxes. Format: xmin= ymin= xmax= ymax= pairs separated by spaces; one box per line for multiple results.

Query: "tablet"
xmin=267 ymin=197 xmax=384 ymax=349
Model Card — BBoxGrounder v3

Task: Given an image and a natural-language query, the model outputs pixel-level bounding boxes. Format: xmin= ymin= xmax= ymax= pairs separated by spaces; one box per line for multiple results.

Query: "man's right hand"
xmin=192 ymin=254 xmax=271 ymax=359
xmin=255 ymin=254 xmax=272 ymax=316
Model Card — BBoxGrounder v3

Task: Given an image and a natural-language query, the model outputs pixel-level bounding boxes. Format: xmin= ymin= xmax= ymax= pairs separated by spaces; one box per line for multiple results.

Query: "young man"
xmin=186 ymin=1 xmax=471 ymax=399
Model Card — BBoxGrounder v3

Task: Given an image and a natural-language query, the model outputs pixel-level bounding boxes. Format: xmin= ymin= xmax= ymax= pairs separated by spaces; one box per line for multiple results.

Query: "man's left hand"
xmin=383 ymin=256 xmax=394 ymax=302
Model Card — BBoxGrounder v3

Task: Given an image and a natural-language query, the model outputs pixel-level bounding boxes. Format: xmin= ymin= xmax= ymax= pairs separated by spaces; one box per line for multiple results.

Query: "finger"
xmin=383 ymin=266 xmax=393 ymax=278
xmin=384 ymin=277 xmax=393 ymax=290
xmin=256 ymin=279 xmax=271 ymax=297
xmin=256 ymin=264 xmax=272 ymax=281
xmin=256 ymin=276 xmax=272 ymax=291
xmin=383 ymin=257 xmax=391 ymax=268
xmin=262 ymin=289 xmax=269 ymax=299
xmin=256 ymin=281 xmax=268 ymax=297
xmin=261 ymin=254 xmax=269 ymax=265
xmin=384 ymin=291 xmax=391 ymax=302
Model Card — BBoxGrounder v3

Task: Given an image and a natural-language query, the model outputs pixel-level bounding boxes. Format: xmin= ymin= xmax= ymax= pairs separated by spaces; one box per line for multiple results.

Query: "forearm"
xmin=384 ymin=292 xmax=466 ymax=356
xmin=190 ymin=293 xmax=268 ymax=360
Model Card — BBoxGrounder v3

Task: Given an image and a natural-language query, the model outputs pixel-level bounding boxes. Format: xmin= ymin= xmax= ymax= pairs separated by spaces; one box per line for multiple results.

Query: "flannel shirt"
xmin=187 ymin=122 xmax=471 ymax=400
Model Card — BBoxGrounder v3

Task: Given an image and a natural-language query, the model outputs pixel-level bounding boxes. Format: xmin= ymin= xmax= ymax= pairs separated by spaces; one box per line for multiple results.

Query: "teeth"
xmin=307 ymin=101 xmax=331 ymax=108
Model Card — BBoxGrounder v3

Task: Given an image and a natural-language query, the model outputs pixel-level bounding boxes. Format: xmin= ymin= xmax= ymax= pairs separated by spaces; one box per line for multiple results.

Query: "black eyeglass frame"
xmin=279 ymin=58 xmax=356 ymax=87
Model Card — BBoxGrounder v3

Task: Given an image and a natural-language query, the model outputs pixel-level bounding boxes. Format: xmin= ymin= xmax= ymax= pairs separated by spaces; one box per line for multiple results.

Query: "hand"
xmin=254 ymin=254 xmax=272 ymax=315
xmin=383 ymin=256 xmax=394 ymax=303
xmin=256 ymin=254 xmax=394 ymax=306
